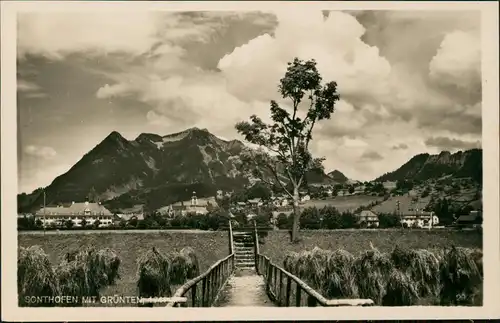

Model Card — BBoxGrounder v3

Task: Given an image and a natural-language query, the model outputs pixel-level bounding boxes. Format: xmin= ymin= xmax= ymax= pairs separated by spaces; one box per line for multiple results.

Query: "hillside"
xmin=18 ymin=127 xmax=334 ymax=213
xmin=375 ymin=149 xmax=482 ymax=183
xmin=18 ymin=128 xmax=250 ymax=212
xmin=327 ymin=170 xmax=349 ymax=183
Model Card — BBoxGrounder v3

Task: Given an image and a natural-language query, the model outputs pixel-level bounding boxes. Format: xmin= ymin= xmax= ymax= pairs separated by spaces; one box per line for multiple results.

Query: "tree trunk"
xmin=291 ymin=186 xmax=300 ymax=242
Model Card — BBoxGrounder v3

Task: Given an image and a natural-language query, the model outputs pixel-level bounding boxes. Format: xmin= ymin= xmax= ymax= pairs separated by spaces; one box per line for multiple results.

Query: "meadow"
xmin=302 ymin=195 xmax=383 ymax=212
xmin=18 ymin=231 xmax=229 ymax=306
xmin=260 ymin=229 xmax=483 ymax=306
xmin=18 ymin=228 xmax=482 ymax=306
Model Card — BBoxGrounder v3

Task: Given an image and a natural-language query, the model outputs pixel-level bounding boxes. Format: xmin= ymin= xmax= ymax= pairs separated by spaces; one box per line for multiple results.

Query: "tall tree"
xmin=235 ymin=58 xmax=339 ymax=242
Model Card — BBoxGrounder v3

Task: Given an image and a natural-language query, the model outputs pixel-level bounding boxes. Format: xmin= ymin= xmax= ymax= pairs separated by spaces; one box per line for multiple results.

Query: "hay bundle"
xmin=283 ymin=251 xmax=300 ymax=273
xmin=390 ymin=246 xmax=440 ymax=297
xmin=18 ymin=246 xmax=60 ymax=306
xmin=136 ymin=247 xmax=172 ymax=299
xmin=382 ymin=269 xmax=419 ymax=306
xmin=55 ymin=246 xmax=121 ymax=303
xmin=323 ymin=249 xmax=358 ymax=299
xmin=466 ymin=248 xmax=483 ymax=275
xmin=439 ymin=246 xmax=482 ymax=305
xmin=353 ymin=248 xmax=393 ymax=304
xmin=169 ymin=247 xmax=200 ymax=285
xmin=96 ymin=248 xmax=121 ymax=285
xmin=291 ymin=247 xmax=332 ymax=289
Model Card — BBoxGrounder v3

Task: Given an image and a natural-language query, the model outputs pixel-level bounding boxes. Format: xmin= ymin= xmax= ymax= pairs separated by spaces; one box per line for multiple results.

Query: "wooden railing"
xmin=228 ymin=219 xmax=235 ymax=254
xmin=166 ymin=220 xmax=236 ymax=307
xmin=253 ymin=220 xmax=260 ymax=269
xmin=255 ymin=254 xmax=374 ymax=307
xmin=166 ymin=253 xmax=235 ymax=307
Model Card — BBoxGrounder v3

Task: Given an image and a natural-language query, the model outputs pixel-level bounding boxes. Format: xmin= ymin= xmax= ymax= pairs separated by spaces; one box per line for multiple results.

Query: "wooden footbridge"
xmin=165 ymin=221 xmax=374 ymax=308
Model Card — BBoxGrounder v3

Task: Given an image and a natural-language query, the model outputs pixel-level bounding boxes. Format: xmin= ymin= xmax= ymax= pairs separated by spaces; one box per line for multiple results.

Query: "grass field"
xmin=260 ymin=229 xmax=482 ymax=269
xmin=260 ymin=230 xmax=483 ymax=306
xmin=302 ymin=195 xmax=383 ymax=212
xmin=18 ymin=228 xmax=482 ymax=306
xmin=18 ymin=231 xmax=229 ymax=306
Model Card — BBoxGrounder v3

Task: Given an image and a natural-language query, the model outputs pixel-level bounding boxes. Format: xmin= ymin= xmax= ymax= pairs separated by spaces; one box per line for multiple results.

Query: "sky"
xmin=17 ymin=9 xmax=482 ymax=194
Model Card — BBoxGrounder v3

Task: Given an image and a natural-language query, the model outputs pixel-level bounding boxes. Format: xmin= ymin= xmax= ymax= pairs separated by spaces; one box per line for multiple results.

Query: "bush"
xmin=299 ymin=207 xmax=322 ymax=229
xmin=276 ymin=213 xmax=291 ymax=229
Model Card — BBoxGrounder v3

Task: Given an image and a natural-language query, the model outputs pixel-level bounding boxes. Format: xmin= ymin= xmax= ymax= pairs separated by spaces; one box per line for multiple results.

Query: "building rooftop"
xmin=35 ymin=202 xmax=113 ymax=216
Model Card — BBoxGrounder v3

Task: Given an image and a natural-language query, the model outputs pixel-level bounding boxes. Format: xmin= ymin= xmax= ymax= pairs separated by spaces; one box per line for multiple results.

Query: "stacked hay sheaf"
xmin=137 ymin=247 xmax=172 ymax=303
xmin=282 ymin=245 xmax=483 ymax=306
xmin=136 ymin=246 xmax=200 ymax=306
xmin=18 ymin=245 xmax=121 ymax=307
xmin=56 ymin=247 xmax=121 ymax=305
xmin=18 ymin=246 xmax=60 ymax=307
xmin=170 ymin=247 xmax=200 ymax=285
xmin=439 ymin=246 xmax=483 ymax=305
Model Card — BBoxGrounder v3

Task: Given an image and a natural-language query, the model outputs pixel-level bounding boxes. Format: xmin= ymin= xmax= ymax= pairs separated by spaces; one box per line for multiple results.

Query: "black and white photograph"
xmin=1 ymin=1 xmax=499 ymax=321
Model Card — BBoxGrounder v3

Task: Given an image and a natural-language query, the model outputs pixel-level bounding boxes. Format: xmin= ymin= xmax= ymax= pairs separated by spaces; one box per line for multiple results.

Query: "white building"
xmin=399 ymin=212 xmax=438 ymax=229
xmin=35 ymin=201 xmax=114 ymax=228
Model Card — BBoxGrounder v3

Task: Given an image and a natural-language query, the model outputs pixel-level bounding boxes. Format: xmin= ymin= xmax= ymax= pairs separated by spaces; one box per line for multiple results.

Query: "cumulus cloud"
xmin=17 ymin=12 xmax=167 ymax=59
xmin=218 ymin=10 xmax=392 ymax=106
xmin=424 ymin=136 xmax=481 ymax=151
xmin=17 ymin=80 xmax=47 ymax=98
xmin=24 ymin=145 xmax=57 ymax=159
xmin=360 ymin=150 xmax=384 ymax=161
xmin=392 ymin=143 xmax=409 ymax=150
xmin=19 ymin=10 xmax=484 ymax=186
xmin=429 ymin=30 xmax=481 ymax=90
xmin=96 ymin=83 xmax=135 ymax=99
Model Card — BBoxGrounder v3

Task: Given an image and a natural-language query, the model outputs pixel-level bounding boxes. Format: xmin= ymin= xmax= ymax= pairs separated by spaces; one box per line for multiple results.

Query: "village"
xmin=18 ymin=179 xmax=482 ymax=231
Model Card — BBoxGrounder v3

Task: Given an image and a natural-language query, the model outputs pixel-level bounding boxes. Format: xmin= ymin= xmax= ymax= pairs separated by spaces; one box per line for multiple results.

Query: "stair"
xmin=232 ymin=231 xmax=256 ymax=270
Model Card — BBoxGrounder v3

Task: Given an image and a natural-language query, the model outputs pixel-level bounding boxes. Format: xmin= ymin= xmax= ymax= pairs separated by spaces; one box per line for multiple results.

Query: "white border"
xmin=2 ymin=1 xmax=499 ymax=321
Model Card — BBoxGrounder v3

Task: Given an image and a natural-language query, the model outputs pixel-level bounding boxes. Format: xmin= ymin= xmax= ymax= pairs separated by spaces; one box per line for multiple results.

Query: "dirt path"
xmin=215 ymin=269 xmax=275 ymax=307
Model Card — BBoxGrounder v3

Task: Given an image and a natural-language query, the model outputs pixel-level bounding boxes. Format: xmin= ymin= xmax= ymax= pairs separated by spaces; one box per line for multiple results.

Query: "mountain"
xmin=327 ymin=170 xmax=349 ymax=183
xmin=18 ymin=127 xmax=334 ymax=213
xmin=375 ymin=149 xmax=482 ymax=183
xmin=18 ymin=128 xmax=250 ymax=212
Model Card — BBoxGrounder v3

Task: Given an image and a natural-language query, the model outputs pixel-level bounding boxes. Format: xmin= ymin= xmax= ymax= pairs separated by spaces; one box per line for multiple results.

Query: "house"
xmin=354 ymin=185 xmax=366 ymax=195
xmin=247 ymin=198 xmax=263 ymax=207
xmin=455 ymin=210 xmax=482 ymax=228
xmin=300 ymin=194 xmax=311 ymax=202
xmin=337 ymin=189 xmax=351 ymax=197
xmin=35 ymin=201 xmax=113 ymax=228
xmin=357 ymin=210 xmax=379 ymax=228
xmin=273 ymin=196 xmax=289 ymax=207
xmin=117 ymin=212 xmax=145 ymax=222
xmin=166 ymin=192 xmax=217 ymax=216
xmin=383 ymin=181 xmax=397 ymax=190
xmin=399 ymin=211 xmax=438 ymax=229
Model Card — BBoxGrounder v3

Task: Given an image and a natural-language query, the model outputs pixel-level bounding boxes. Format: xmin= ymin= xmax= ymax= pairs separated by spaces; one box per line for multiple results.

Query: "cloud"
xmin=218 ymin=10 xmax=392 ymax=106
xmin=18 ymin=10 xmax=485 ymax=187
xmin=424 ymin=136 xmax=481 ymax=151
xmin=24 ymin=145 xmax=57 ymax=159
xmin=17 ymin=79 xmax=48 ymax=98
xmin=392 ymin=143 xmax=408 ymax=150
xmin=360 ymin=150 xmax=384 ymax=161
xmin=17 ymin=12 xmax=168 ymax=59
xmin=429 ymin=30 xmax=481 ymax=90
xmin=96 ymin=83 xmax=135 ymax=99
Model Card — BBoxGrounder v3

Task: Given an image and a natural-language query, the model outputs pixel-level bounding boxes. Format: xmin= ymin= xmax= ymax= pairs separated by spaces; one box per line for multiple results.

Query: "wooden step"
xmin=236 ymin=261 xmax=255 ymax=267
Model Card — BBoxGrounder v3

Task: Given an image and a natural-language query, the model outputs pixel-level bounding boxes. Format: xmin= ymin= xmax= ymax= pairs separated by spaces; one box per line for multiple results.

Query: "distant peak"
xmin=105 ymin=131 xmax=126 ymax=141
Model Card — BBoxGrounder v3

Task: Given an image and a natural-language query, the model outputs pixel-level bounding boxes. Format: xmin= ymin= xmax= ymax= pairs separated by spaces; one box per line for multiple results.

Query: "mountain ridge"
xmin=375 ymin=148 xmax=482 ymax=183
